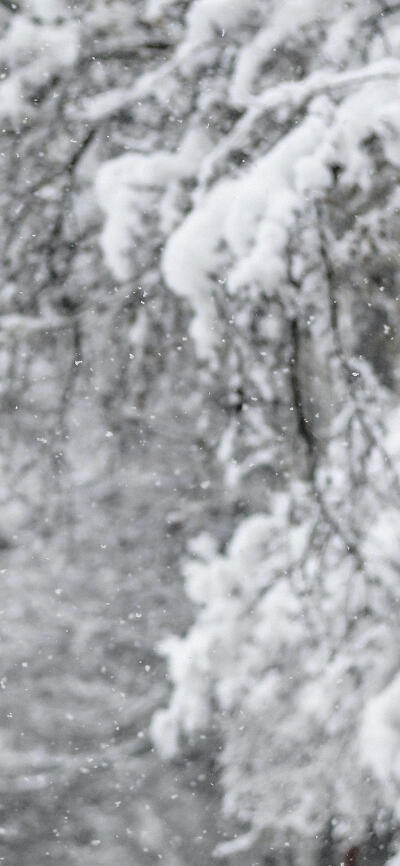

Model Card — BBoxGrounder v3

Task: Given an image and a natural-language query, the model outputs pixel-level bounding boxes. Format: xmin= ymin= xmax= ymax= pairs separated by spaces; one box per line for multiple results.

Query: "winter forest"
xmin=2 ymin=0 xmax=400 ymax=863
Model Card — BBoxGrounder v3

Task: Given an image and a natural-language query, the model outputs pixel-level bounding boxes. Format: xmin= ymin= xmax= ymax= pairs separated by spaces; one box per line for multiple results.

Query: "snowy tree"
xmin=3 ymin=0 xmax=400 ymax=864
xmin=142 ymin=0 xmax=400 ymax=863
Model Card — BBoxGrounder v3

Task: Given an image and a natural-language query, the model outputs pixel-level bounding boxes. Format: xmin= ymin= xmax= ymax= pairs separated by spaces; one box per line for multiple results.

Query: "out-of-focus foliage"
xmin=0 ymin=1 xmax=232 ymax=863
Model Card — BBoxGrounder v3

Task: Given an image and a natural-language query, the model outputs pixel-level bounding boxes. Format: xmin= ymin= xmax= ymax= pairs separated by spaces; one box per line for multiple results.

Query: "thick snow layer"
xmin=162 ymin=59 xmax=400 ymax=356
xmin=95 ymin=128 xmax=212 ymax=282
xmin=162 ymin=113 xmax=328 ymax=354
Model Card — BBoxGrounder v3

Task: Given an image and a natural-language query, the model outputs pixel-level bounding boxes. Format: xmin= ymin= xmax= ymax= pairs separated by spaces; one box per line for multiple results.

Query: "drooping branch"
xmin=289 ymin=317 xmax=317 ymax=472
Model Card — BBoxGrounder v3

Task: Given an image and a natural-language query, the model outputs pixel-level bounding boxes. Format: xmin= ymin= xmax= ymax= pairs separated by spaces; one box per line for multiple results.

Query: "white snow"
xmin=0 ymin=15 xmax=78 ymax=120
xmin=96 ymin=128 xmax=212 ymax=283
xmin=360 ymin=675 xmax=400 ymax=804
xmin=183 ymin=0 xmax=251 ymax=48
